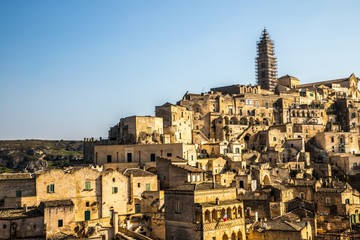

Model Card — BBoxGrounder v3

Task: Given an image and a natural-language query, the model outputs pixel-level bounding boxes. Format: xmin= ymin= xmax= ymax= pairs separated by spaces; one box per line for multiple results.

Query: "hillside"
xmin=0 ymin=140 xmax=83 ymax=173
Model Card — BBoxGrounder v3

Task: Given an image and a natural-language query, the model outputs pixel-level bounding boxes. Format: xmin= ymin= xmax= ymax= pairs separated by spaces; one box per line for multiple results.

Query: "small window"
xmin=85 ymin=181 xmax=91 ymax=190
xmin=86 ymin=201 xmax=90 ymax=207
xmin=107 ymin=155 xmax=112 ymax=163
xmin=127 ymin=153 xmax=132 ymax=162
xmin=175 ymin=201 xmax=181 ymax=213
xmin=331 ymin=137 xmax=334 ymax=143
xmin=167 ymin=153 xmax=172 ymax=157
xmin=138 ymin=183 xmax=141 ymax=188
xmin=58 ymin=219 xmax=63 ymax=227
xmin=146 ymin=183 xmax=150 ymax=191
xmin=16 ymin=190 xmax=22 ymax=197
xmin=112 ymin=187 xmax=118 ymax=194
xmin=47 ymin=184 xmax=55 ymax=193
xmin=3 ymin=224 xmax=6 ymax=229
xmin=345 ymin=199 xmax=350 ymax=204
xmin=150 ymin=153 xmax=156 ymax=162
xmin=135 ymin=204 xmax=141 ymax=213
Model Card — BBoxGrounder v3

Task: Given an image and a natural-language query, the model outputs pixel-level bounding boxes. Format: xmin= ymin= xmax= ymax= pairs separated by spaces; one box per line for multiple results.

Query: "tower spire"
xmin=256 ymin=28 xmax=278 ymax=91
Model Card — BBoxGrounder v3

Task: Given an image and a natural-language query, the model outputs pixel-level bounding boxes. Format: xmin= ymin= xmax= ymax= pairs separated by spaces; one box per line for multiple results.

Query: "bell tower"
xmin=256 ymin=28 xmax=278 ymax=91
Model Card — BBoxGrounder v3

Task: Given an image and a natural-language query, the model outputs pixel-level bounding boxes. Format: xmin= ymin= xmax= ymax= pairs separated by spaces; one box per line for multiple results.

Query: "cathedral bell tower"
xmin=256 ymin=28 xmax=278 ymax=91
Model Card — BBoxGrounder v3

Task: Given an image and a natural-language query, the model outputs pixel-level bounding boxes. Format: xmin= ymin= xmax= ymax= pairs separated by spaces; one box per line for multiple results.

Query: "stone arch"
xmin=212 ymin=209 xmax=218 ymax=222
xmin=231 ymin=232 xmax=236 ymax=240
xmin=249 ymin=117 xmax=255 ymax=126
xmin=230 ymin=117 xmax=239 ymax=125
xmin=240 ymin=117 xmax=248 ymax=125
xmin=263 ymin=175 xmax=270 ymax=185
xmin=227 ymin=207 xmax=232 ymax=219
xmin=204 ymin=209 xmax=211 ymax=222
xmin=224 ymin=116 xmax=230 ymax=125
xmin=238 ymin=206 xmax=243 ymax=218
xmin=195 ymin=211 xmax=201 ymax=223
xmin=220 ymin=208 xmax=226 ymax=220
xmin=232 ymin=206 xmax=237 ymax=218
xmin=193 ymin=103 xmax=202 ymax=114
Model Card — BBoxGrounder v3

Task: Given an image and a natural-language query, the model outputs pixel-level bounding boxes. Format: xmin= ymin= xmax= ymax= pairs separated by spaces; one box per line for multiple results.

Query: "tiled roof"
xmin=254 ymin=220 xmax=306 ymax=232
xmin=123 ymin=168 xmax=155 ymax=177
xmin=0 ymin=173 xmax=34 ymax=180
xmin=167 ymin=182 xmax=228 ymax=191
xmin=0 ymin=208 xmax=42 ymax=219
xmin=201 ymin=199 xmax=241 ymax=207
xmin=173 ymin=164 xmax=205 ymax=173
xmin=41 ymin=200 xmax=74 ymax=208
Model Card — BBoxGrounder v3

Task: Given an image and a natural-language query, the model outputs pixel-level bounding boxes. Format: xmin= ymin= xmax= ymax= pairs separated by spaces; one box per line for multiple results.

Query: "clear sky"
xmin=1 ymin=1 xmax=360 ymax=140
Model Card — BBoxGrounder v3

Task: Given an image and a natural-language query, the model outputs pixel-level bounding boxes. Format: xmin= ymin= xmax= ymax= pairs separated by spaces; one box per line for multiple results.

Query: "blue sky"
xmin=1 ymin=1 xmax=360 ymax=140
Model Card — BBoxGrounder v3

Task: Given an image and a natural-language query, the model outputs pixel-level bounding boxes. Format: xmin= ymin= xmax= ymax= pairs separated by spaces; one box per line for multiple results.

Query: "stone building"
xmin=155 ymin=102 xmax=193 ymax=144
xmin=109 ymin=116 xmax=163 ymax=144
xmin=314 ymin=131 xmax=359 ymax=154
xmin=157 ymin=156 xmax=205 ymax=190
xmin=0 ymin=173 xmax=36 ymax=208
xmin=94 ymin=142 xmax=197 ymax=167
xmin=0 ymin=207 xmax=44 ymax=239
xmin=123 ymin=168 xmax=158 ymax=214
xmin=165 ymin=183 xmax=246 ymax=240
xmin=248 ymin=219 xmax=313 ymax=240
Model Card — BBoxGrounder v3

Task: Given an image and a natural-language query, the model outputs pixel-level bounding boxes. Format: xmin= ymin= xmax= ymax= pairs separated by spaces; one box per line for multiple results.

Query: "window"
xmin=345 ymin=199 xmax=350 ymax=204
xmin=107 ymin=155 xmax=112 ymax=163
xmin=16 ymin=190 xmax=22 ymax=197
xmin=86 ymin=201 xmax=90 ymax=207
xmin=150 ymin=153 xmax=156 ymax=162
xmin=135 ymin=204 xmax=141 ymax=213
xmin=112 ymin=187 xmax=118 ymax=194
xmin=138 ymin=183 xmax=141 ymax=188
xmin=326 ymin=197 xmax=331 ymax=206
xmin=84 ymin=210 xmax=91 ymax=221
xmin=239 ymin=181 xmax=244 ymax=188
xmin=58 ymin=219 xmax=63 ymax=227
xmin=235 ymin=148 xmax=240 ymax=154
xmin=331 ymin=137 xmax=334 ymax=143
xmin=146 ymin=183 xmax=150 ymax=191
xmin=47 ymin=184 xmax=55 ymax=193
xmin=127 ymin=153 xmax=132 ymax=162
xmin=3 ymin=224 xmax=6 ymax=229
xmin=147 ymin=127 xmax=152 ymax=134
xmin=33 ymin=224 xmax=36 ymax=230
xmin=175 ymin=201 xmax=181 ymax=213
xmin=299 ymin=192 xmax=305 ymax=199
xmin=85 ymin=181 xmax=91 ymax=190
xmin=167 ymin=153 xmax=172 ymax=157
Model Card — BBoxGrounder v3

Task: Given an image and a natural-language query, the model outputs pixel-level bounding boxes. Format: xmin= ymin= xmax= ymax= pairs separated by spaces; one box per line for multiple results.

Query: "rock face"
xmin=0 ymin=140 xmax=83 ymax=172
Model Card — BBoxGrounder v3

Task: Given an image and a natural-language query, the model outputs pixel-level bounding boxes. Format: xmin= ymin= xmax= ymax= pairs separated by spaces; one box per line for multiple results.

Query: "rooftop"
xmin=167 ymin=182 xmax=229 ymax=191
xmin=0 ymin=207 xmax=42 ymax=219
xmin=123 ymin=168 xmax=155 ymax=177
